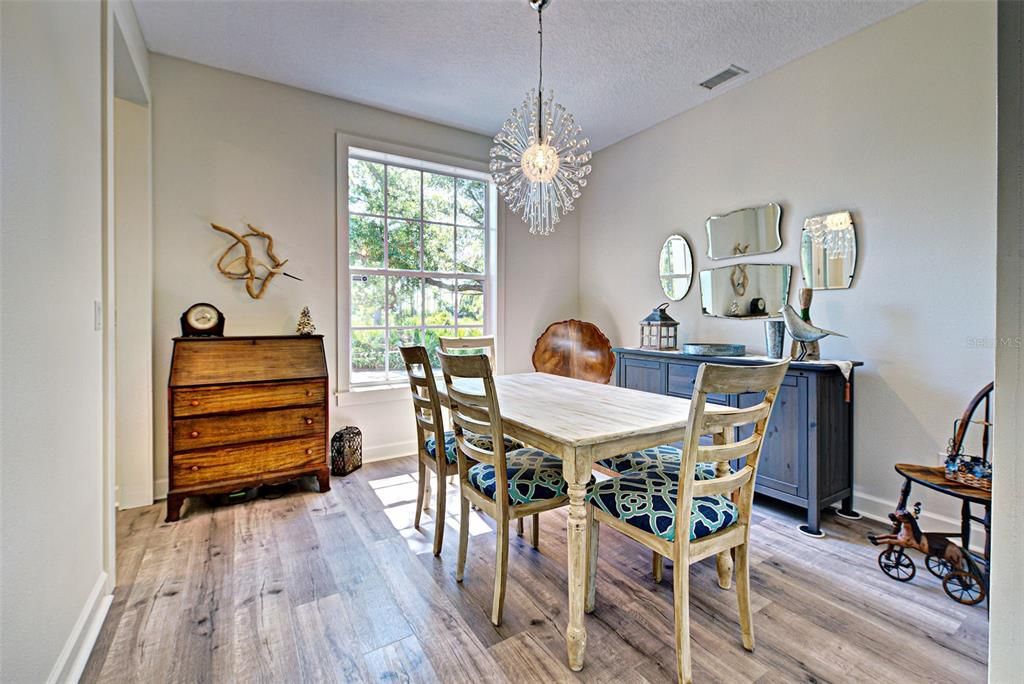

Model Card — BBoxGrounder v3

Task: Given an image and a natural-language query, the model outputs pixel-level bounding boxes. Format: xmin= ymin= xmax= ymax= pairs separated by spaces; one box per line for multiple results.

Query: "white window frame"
xmin=336 ymin=133 xmax=501 ymax=399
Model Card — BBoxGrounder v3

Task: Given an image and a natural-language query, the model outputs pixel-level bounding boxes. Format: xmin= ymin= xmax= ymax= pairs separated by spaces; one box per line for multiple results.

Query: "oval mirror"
xmin=659 ymin=235 xmax=693 ymax=300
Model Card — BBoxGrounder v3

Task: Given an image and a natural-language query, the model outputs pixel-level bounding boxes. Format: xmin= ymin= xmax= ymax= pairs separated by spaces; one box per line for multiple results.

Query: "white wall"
xmin=150 ymin=55 xmax=579 ymax=493
xmin=114 ymin=96 xmax=154 ymax=509
xmin=0 ymin=1 xmax=110 ymax=681
xmin=578 ymin=0 xmax=997 ymax=525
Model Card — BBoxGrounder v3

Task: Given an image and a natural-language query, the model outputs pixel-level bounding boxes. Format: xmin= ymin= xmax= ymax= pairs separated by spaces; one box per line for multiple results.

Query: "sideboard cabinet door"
xmin=735 ymin=375 xmax=808 ymax=502
xmin=619 ymin=357 xmax=664 ymax=394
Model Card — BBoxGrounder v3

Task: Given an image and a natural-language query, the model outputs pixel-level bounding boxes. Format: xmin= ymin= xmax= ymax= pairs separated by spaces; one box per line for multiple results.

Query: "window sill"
xmin=336 ymin=383 xmax=410 ymax=407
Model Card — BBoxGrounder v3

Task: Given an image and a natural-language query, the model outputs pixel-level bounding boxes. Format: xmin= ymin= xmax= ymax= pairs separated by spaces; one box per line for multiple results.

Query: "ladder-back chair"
xmin=585 ymin=360 xmax=790 ymax=684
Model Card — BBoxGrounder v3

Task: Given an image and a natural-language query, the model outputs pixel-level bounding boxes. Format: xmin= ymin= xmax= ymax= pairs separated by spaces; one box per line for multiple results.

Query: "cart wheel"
xmin=943 ymin=570 xmax=985 ymax=605
xmin=878 ymin=547 xmax=916 ymax=582
xmin=926 ymin=554 xmax=954 ymax=579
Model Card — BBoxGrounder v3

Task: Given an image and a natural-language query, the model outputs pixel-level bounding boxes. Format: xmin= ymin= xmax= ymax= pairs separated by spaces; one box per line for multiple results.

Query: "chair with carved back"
xmin=439 ymin=351 xmax=578 ymax=626
xmin=585 ymin=360 xmax=790 ymax=684
xmin=399 ymin=346 xmax=519 ymax=557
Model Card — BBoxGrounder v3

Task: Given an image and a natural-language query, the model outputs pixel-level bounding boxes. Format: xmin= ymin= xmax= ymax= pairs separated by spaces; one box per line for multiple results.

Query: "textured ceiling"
xmin=134 ymin=0 xmax=916 ymax=150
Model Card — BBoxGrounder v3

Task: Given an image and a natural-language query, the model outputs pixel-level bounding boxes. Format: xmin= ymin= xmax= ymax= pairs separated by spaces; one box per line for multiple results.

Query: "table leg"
xmin=564 ymin=448 xmax=590 ymax=672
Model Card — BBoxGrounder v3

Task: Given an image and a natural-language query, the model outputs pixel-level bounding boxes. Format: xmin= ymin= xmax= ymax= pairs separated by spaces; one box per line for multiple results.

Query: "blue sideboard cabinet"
xmin=614 ymin=347 xmax=863 ymax=536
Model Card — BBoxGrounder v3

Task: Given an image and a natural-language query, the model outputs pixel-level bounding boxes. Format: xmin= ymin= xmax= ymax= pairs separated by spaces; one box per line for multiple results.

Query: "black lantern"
xmin=640 ymin=303 xmax=679 ymax=350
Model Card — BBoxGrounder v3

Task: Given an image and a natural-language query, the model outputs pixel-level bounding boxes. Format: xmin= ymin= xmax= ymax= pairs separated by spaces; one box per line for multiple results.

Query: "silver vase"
xmin=764 ymin=320 xmax=785 ymax=359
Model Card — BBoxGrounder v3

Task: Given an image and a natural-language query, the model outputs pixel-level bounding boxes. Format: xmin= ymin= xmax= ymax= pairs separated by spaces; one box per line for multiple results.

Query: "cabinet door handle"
xmin=190 ymin=431 xmax=200 ymax=438
xmin=305 ymin=418 xmax=313 ymax=425
xmin=190 ymin=400 xmax=200 ymax=407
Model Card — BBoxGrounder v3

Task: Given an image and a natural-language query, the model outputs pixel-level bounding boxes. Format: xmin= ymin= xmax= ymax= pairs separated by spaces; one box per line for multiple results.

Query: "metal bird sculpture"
xmin=782 ymin=304 xmax=845 ymax=361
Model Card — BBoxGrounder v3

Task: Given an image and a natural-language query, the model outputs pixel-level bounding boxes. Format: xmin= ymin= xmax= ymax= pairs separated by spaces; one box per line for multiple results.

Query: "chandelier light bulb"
xmin=521 ymin=141 xmax=560 ymax=182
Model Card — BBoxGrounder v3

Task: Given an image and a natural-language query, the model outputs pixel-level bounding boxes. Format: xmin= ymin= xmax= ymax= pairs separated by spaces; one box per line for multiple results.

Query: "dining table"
xmin=435 ymin=371 xmax=731 ymax=671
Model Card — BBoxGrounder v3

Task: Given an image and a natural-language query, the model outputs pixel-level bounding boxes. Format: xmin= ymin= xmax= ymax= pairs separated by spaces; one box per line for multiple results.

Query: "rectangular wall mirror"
xmin=801 ymin=211 xmax=857 ymax=289
xmin=699 ymin=263 xmax=792 ymax=318
xmin=705 ymin=202 xmax=783 ymax=259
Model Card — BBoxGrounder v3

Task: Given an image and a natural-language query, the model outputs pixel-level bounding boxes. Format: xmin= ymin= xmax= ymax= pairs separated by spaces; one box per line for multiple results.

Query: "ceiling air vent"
xmin=699 ymin=65 xmax=748 ymax=90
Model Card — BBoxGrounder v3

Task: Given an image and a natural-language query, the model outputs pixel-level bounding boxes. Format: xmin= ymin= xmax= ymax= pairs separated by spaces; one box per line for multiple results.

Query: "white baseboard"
xmin=845 ymin=489 xmax=985 ymax=554
xmin=153 ymin=477 xmax=168 ymax=501
xmin=47 ymin=572 xmax=112 ymax=684
xmin=363 ymin=439 xmax=416 ymax=463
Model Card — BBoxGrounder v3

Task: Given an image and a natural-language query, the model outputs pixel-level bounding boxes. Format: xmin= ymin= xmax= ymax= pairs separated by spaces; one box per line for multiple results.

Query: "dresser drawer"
xmin=171 ymin=436 xmax=325 ymax=488
xmin=172 ymin=406 xmax=325 ymax=450
xmin=172 ymin=380 xmax=324 ymax=417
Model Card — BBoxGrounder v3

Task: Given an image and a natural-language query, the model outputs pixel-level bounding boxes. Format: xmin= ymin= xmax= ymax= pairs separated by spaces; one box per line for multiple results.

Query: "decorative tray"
xmin=681 ymin=343 xmax=747 ymax=357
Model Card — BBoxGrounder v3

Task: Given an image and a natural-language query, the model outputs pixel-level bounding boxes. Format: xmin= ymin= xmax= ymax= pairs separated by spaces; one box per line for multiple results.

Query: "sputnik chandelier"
xmin=489 ymin=0 xmax=592 ymax=236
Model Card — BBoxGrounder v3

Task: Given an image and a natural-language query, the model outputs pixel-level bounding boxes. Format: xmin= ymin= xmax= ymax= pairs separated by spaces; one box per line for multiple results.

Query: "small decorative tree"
xmin=296 ymin=306 xmax=316 ymax=335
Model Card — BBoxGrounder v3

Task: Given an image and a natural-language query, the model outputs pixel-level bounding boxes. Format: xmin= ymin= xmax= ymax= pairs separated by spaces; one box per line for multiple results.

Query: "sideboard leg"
xmin=836 ymin=496 xmax=862 ymax=520
xmin=798 ymin=507 xmax=825 ymax=538
xmin=165 ymin=494 xmax=184 ymax=523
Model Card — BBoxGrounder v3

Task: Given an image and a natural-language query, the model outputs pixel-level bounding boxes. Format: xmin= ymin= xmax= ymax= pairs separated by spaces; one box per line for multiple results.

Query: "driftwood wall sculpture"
xmin=211 ymin=223 xmax=300 ymax=299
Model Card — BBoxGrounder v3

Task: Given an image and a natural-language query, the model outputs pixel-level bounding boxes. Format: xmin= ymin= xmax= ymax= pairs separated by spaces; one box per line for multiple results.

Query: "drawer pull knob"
xmin=190 ymin=465 xmax=199 ymax=471
xmin=305 ymin=418 xmax=313 ymax=425
xmin=190 ymin=400 xmax=200 ymax=407
xmin=306 ymin=449 xmax=313 ymax=455
xmin=306 ymin=390 xmax=313 ymax=397
xmin=190 ymin=431 xmax=200 ymax=438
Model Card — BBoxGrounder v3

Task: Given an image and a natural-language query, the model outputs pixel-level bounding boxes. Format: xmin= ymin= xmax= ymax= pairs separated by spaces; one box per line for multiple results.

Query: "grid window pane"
xmin=387 ymin=166 xmax=421 ymax=219
xmin=388 ymin=220 xmax=421 ymax=271
xmin=456 ymin=226 xmax=485 ymax=274
xmin=457 ymin=178 xmax=485 ymax=226
xmin=425 ymin=278 xmax=456 ymax=327
xmin=349 ymin=159 xmax=385 ymax=215
xmin=350 ymin=216 xmax=385 ymax=268
xmin=424 ymin=173 xmax=455 ymax=224
xmin=423 ymin=327 xmax=455 ymax=368
xmin=457 ymin=279 xmax=484 ymax=326
xmin=351 ymin=329 xmax=386 ymax=383
xmin=388 ymin=276 xmax=422 ymax=327
xmin=349 ymin=157 xmax=490 ymax=385
xmin=423 ymin=223 xmax=455 ymax=272
xmin=351 ymin=275 xmax=385 ymax=327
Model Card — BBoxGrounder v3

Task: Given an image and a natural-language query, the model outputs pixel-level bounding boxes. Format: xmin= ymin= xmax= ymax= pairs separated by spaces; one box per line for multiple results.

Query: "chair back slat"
xmin=691 ymin=466 xmax=754 ymax=498
xmin=440 ymin=335 xmax=496 ymax=369
xmin=674 ymin=361 xmax=790 ymax=555
xmin=438 ymin=351 xmax=510 ymax=506
xmin=702 ymin=401 xmax=771 ymax=430
xmin=696 ymin=433 xmax=762 ymax=463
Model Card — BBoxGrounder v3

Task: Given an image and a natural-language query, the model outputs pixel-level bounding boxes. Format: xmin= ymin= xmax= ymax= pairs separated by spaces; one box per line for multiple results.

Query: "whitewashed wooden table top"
xmin=436 ymin=371 xmax=727 ymax=448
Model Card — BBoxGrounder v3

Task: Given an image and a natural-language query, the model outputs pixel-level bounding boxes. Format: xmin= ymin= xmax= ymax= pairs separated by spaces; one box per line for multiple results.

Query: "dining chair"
xmin=439 ymin=351 xmax=579 ymax=626
xmin=399 ymin=345 xmax=519 ymax=557
xmin=438 ymin=334 xmax=532 ymax=537
xmin=585 ymin=360 xmax=790 ymax=684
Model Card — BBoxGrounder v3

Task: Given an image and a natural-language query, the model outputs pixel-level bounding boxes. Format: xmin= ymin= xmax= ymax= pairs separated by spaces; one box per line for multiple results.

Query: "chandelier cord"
xmin=537 ymin=5 xmax=544 ymax=139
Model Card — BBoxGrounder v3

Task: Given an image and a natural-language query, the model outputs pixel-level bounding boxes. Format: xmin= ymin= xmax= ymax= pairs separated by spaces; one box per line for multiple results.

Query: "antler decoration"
xmin=211 ymin=223 xmax=300 ymax=299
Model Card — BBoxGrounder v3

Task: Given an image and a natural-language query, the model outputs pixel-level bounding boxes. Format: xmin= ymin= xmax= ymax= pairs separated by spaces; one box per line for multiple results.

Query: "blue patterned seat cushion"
xmin=597 ymin=444 xmax=721 ymax=481
xmin=587 ymin=469 xmax=739 ymax=542
xmin=467 ymin=448 xmax=582 ymax=505
xmin=424 ymin=431 xmax=523 ymax=465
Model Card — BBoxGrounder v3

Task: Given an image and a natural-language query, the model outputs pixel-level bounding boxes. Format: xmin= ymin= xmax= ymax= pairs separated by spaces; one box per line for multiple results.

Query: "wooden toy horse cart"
xmin=871 ymin=383 xmax=993 ymax=605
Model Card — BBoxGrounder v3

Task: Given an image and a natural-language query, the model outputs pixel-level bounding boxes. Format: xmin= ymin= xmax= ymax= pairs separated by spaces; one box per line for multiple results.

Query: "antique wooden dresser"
xmin=166 ymin=335 xmax=330 ymax=521
xmin=614 ymin=347 xmax=862 ymax=537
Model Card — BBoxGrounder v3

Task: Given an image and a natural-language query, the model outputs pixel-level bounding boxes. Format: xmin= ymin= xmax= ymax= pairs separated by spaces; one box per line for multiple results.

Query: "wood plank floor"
xmin=82 ymin=456 xmax=988 ymax=683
